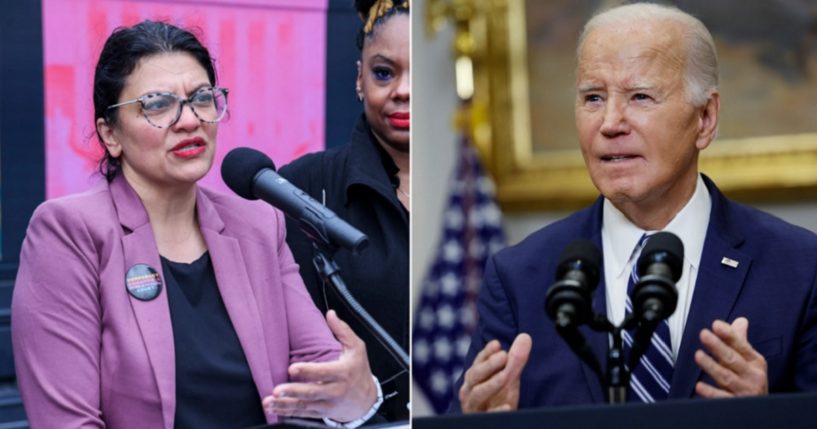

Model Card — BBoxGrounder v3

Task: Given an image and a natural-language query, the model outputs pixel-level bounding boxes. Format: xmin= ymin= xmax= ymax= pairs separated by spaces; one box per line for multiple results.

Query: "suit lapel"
xmin=669 ymin=177 xmax=751 ymax=399
xmin=579 ymin=198 xmax=608 ymax=403
xmin=196 ymin=190 xmax=275 ymax=398
xmin=669 ymin=232 xmax=750 ymax=398
xmin=111 ymin=176 xmax=176 ymax=429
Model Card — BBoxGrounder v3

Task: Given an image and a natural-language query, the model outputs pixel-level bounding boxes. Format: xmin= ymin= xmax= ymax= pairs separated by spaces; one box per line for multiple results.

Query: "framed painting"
xmin=465 ymin=0 xmax=817 ymax=211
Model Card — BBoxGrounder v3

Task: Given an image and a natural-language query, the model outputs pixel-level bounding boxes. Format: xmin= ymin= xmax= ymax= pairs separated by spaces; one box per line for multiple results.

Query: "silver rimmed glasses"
xmin=106 ymin=87 xmax=229 ymax=129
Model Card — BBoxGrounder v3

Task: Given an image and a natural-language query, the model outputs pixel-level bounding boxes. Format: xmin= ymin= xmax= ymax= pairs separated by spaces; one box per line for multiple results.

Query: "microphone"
xmin=631 ymin=231 xmax=683 ymax=324
xmin=221 ymin=147 xmax=369 ymax=254
xmin=545 ymin=239 xmax=602 ymax=327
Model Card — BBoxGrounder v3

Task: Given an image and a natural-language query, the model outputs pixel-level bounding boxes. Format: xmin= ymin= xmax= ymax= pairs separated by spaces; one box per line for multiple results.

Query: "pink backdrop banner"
xmin=43 ymin=0 xmax=328 ymax=198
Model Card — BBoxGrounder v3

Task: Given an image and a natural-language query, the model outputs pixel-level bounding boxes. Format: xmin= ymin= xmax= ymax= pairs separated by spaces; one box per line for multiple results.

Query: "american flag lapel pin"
xmin=721 ymin=257 xmax=739 ymax=268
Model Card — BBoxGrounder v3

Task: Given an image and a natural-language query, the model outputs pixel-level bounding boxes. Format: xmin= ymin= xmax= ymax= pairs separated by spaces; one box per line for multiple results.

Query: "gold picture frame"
xmin=463 ymin=0 xmax=817 ymax=211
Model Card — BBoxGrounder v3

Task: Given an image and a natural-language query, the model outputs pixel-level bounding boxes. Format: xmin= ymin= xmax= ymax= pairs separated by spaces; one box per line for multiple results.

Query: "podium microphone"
xmin=221 ymin=147 xmax=368 ymax=253
xmin=632 ymin=231 xmax=684 ymax=324
xmin=545 ymin=239 xmax=602 ymax=328
xmin=545 ymin=239 xmax=604 ymax=380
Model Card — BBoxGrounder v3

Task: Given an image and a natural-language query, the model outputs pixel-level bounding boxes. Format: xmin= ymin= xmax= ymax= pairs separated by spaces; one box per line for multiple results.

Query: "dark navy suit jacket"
xmin=451 ymin=176 xmax=817 ymax=410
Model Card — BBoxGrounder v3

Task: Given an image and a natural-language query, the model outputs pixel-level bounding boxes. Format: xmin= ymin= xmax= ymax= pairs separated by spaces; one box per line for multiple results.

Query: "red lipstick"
xmin=171 ymin=137 xmax=206 ymax=158
xmin=387 ymin=112 xmax=410 ymax=129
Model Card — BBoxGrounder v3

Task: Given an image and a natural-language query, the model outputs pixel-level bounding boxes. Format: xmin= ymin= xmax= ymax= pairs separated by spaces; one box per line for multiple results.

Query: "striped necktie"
xmin=623 ymin=233 xmax=674 ymax=402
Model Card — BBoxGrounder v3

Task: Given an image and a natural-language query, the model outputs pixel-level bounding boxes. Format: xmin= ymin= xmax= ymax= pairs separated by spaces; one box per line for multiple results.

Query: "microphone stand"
xmin=553 ymin=313 xmax=604 ymax=383
xmin=551 ymin=235 xmax=681 ymax=405
xmin=310 ymin=241 xmax=410 ymax=371
xmin=554 ymin=312 xmax=658 ymax=404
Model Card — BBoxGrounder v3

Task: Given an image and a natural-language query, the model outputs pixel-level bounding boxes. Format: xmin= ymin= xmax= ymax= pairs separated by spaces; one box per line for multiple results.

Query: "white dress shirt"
xmin=602 ymin=175 xmax=711 ymax=359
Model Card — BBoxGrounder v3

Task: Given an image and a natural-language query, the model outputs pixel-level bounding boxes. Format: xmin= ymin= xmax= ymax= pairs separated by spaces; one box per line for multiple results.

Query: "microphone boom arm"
xmin=311 ymin=243 xmax=410 ymax=371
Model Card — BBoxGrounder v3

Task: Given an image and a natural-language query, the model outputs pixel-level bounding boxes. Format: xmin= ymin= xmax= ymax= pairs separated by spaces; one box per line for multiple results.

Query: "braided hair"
xmin=354 ymin=0 xmax=410 ymax=50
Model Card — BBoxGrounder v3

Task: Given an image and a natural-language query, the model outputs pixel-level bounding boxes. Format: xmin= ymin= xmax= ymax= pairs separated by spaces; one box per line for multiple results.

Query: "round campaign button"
xmin=125 ymin=264 xmax=162 ymax=301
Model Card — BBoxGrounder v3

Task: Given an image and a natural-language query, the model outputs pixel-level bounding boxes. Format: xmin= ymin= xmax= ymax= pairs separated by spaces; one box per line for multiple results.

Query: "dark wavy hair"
xmin=93 ymin=20 xmax=217 ymax=181
xmin=354 ymin=0 xmax=410 ymax=50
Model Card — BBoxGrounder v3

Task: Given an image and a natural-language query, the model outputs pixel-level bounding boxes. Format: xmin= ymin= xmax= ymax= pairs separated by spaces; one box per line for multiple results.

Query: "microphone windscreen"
xmin=639 ymin=231 xmax=684 ymax=281
xmin=556 ymin=239 xmax=602 ymax=284
xmin=221 ymin=147 xmax=277 ymax=200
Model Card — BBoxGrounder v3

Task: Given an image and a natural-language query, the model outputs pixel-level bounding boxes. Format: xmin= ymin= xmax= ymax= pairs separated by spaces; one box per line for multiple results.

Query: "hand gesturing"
xmin=459 ymin=333 xmax=532 ymax=413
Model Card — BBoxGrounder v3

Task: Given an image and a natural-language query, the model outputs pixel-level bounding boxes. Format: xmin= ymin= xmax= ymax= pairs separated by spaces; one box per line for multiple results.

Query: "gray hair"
xmin=577 ymin=3 xmax=718 ymax=107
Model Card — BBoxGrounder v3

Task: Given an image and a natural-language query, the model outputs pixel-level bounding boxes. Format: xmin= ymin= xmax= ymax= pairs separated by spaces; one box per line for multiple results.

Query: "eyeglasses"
xmin=106 ymin=87 xmax=229 ymax=129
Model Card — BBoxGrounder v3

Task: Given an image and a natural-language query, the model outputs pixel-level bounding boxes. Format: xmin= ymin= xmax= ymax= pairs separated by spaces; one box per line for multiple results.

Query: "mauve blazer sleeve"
xmin=271 ymin=206 xmax=342 ymax=364
xmin=12 ymin=200 xmax=106 ymax=428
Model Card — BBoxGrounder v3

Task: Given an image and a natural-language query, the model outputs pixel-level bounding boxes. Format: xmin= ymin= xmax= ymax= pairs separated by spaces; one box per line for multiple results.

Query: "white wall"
xmin=411 ymin=0 xmax=817 ymax=418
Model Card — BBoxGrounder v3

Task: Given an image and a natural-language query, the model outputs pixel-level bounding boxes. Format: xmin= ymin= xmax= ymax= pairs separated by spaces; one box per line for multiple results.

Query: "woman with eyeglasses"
xmin=12 ymin=20 xmax=379 ymax=429
xmin=278 ymin=0 xmax=410 ymax=422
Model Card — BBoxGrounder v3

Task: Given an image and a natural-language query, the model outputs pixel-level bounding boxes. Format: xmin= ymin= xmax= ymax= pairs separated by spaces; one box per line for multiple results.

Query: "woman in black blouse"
xmin=279 ymin=0 xmax=410 ymax=422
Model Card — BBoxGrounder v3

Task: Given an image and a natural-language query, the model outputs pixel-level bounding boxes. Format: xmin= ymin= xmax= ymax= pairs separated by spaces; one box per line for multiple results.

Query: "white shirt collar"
xmin=602 ymin=174 xmax=711 ymax=276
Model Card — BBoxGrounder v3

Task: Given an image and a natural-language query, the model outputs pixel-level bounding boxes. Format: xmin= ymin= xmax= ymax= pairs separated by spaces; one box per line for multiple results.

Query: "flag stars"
xmin=477 ymin=176 xmax=496 ymax=194
xmin=430 ymin=370 xmax=451 ymax=394
xmin=433 ymin=336 xmax=454 ymax=361
xmin=441 ymin=272 xmax=460 ymax=296
xmin=418 ymin=308 xmax=435 ymax=330
xmin=437 ymin=304 xmax=456 ymax=329
xmin=445 ymin=209 xmax=464 ymax=229
xmin=414 ymin=339 xmax=430 ymax=364
xmin=442 ymin=239 xmax=464 ymax=263
xmin=481 ymin=204 xmax=502 ymax=225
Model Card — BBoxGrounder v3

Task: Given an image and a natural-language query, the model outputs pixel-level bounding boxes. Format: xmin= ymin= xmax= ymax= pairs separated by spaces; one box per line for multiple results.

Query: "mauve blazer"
xmin=11 ymin=174 xmax=342 ymax=428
